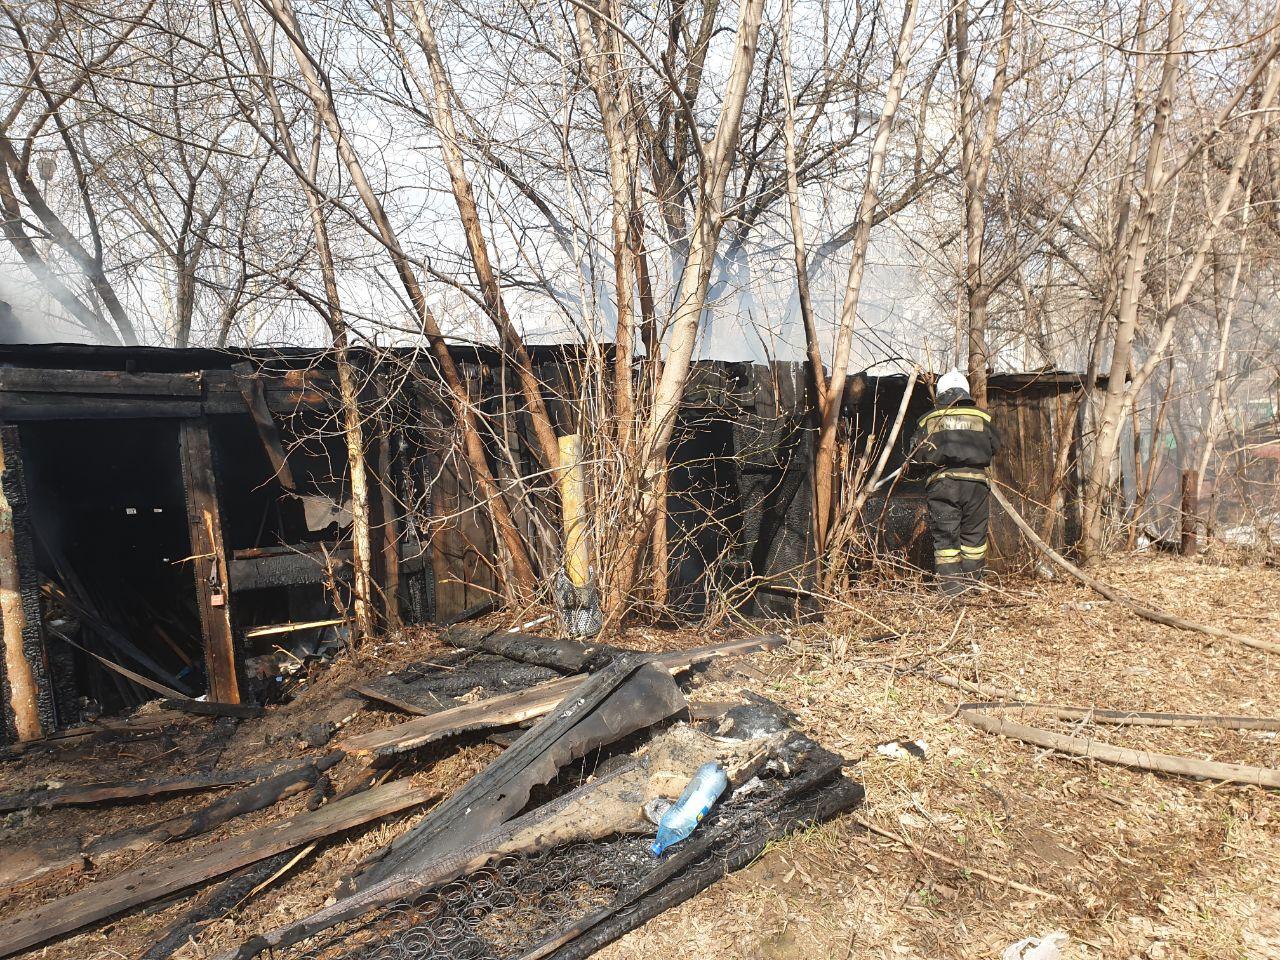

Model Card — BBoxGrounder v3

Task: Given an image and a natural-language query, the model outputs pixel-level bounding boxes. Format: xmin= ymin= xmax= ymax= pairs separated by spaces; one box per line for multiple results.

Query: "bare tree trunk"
xmin=1087 ymin=62 xmax=1280 ymax=557
xmin=403 ymin=1 xmax=562 ymax=475
xmin=780 ymin=0 xmax=826 ymax=409
xmin=605 ymin=0 xmax=767 ymax=616
xmin=811 ymin=0 xmax=919 ymax=555
xmin=954 ymin=0 xmax=1015 ymax=408
xmin=0 ymin=136 xmax=139 ymax=344
xmin=174 ymin=256 xmax=197 ymax=349
xmin=0 ymin=162 xmax=123 ymax=344
xmin=256 ymin=0 xmax=538 ymax=590
xmin=569 ymin=0 xmax=638 ymax=442
xmin=302 ymin=145 xmax=375 ymax=642
xmin=1131 ymin=359 xmax=1175 ymax=542
xmin=1082 ymin=0 xmax=1185 ymax=559
xmin=1194 ymin=214 xmax=1247 ymax=506
xmin=1083 ymin=0 xmax=1280 ymax=559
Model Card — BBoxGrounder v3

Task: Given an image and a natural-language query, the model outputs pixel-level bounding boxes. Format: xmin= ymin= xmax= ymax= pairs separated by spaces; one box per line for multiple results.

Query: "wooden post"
xmin=0 ymin=427 xmax=42 ymax=741
xmin=179 ymin=419 xmax=241 ymax=704
xmin=377 ymin=423 xmax=402 ymax=631
xmin=557 ymin=434 xmax=589 ymax=587
xmin=1180 ymin=468 xmax=1199 ymax=556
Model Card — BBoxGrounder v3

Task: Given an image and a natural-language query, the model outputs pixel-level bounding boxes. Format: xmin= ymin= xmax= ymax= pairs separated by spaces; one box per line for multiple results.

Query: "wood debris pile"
xmin=0 ymin=628 xmax=861 ymax=959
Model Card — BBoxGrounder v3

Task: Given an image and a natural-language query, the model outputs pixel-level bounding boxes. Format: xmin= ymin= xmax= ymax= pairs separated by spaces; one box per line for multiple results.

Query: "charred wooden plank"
xmin=87 ymin=754 xmax=343 ymax=854
xmin=0 ymin=711 xmax=187 ymax=761
xmin=442 ymin=626 xmax=617 ymax=673
xmin=229 ymin=548 xmax=352 ymax=591
xmin=340 ymin=674 xmax=583 ymax=760
xmin=0 ymin=756 xmax=318 ymax=813
xmin=158 ymin=698 xmax=265 ymax=720
xmin=230 ymin=362 xmax=296 ymax=490
xmin=352 ymin=680 xmax=461 ymax=717
xmin=0 ymin=836 xmax=83 ymax=894
xmin=0 ymin=779 xmax=437 ymax=960
xmin=0 ymin=368 xmax=202 ymax=395
xmin=650 ymin=633 xmax=786 ymax=670
xmin=0 ymin=394 xmax=204 ymax=419
xmin=340 ymin=634 xmax=786 ymax=762
xmin=180 ymin=419 xmax=240 ymax=704
xmin=139 ymin=852 xmax=293 ymax=960
xmin=350 ymin=657 xmax=684 ymax=890
xmin=0 ymin=756 xmax=341 ymax=895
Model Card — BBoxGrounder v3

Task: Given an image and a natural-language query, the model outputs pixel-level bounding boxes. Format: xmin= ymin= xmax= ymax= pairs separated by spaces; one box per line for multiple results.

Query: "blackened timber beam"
xmin=230 ymin=362 xmax=297 ymax=491
xmin=0 ymin=394 xmax=204 ymax=420
xmin=0 ymin=368 xmax=201 ymax=395
xmin=179 ymin=419 xmax=241 ymax=704
xmin=229 ymin=547 xmax=352 ymax=591
xmin=0 ymin=367 xmax=336 ymax=420
xmin=441 ymin=626 xmax=616 ymax=673
xmin=0 ymin=426 xmax=45 ymax=741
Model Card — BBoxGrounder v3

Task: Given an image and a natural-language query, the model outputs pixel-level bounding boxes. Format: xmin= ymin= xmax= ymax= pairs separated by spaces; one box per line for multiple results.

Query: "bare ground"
xmin=1 ymin=552 xmax=1278 ymax=959
xmin=601 ymin=552 xmax=1280 ymax=960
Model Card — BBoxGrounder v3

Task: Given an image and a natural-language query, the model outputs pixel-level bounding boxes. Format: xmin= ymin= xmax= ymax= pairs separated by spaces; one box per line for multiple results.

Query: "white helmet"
xmin=936 ymin=369 xmax=970 ymax=396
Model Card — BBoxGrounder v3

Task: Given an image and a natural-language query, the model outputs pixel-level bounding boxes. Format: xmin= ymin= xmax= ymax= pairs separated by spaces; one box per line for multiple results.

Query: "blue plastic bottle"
xmin=649 ymin=761 xmax=728 ymax=856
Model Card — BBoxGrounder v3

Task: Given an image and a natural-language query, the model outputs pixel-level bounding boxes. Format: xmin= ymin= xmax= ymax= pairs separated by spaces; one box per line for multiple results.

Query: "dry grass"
xmin=599 ymin=553 xmax=1280 ymax=960
xmin=1 ymin=553 xmax=1278 ymax=959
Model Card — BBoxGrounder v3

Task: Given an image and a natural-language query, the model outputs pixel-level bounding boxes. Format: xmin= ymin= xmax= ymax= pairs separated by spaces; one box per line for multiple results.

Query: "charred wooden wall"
xmin=0 ymin=344 xmax=1095 ymax=739
xmin=987 ymin=380 xmax=1083 ymax=569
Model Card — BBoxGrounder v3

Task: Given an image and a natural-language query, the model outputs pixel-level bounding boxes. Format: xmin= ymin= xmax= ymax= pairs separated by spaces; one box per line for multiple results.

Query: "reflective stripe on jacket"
xmin=908 ymin=397 xmax=1000 ymax=472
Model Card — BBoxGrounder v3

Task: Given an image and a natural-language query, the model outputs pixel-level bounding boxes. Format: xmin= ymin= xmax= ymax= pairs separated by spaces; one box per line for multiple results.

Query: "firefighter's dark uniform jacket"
xmin=908 ymin=388 xmax=1000 ymax=582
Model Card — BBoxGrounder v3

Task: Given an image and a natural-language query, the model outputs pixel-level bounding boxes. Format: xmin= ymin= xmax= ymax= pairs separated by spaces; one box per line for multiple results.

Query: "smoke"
xmin=0 ymin=266 xmax=100 ymax=345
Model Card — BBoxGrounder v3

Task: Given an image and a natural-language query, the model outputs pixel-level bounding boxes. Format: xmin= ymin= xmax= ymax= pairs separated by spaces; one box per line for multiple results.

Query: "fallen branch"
xmin=851 ymin=815 xmax=1062 ymax=901
xmin=960 ymin=701 xmax=1280 ymax=732
xmin=957 ymin=703 xmax=1280 ymax=788
xmin=991 ymin=484 xmax=1280 ymax=655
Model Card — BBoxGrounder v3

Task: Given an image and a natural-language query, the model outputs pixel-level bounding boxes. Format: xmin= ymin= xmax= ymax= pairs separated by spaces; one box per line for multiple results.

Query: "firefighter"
xmin=908 ymin=370 xmax=1000 ymax=596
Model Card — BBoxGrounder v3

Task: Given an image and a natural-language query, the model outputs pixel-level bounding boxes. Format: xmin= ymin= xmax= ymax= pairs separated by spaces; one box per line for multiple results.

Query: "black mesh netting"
xmin=279 ymin=768 xmax=861 ymax=960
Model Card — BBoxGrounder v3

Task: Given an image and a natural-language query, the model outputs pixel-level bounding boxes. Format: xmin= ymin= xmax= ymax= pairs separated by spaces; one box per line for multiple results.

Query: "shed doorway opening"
xmin=20 ymin=419 xmax=205 ymax=723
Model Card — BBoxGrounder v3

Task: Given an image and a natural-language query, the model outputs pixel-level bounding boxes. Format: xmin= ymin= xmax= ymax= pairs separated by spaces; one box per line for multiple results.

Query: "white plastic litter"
xmin=874 ymin=739 xmax=929 ymax=761
xmin=1002 ymin=930 xmax=1070 ymax=960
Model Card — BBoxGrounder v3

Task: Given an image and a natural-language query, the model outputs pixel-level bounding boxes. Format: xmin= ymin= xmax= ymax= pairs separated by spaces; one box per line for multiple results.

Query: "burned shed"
xmin=662 ymin=363 xmax=1090 ymax=609
xmin=0 ymin=344 xmax=438 ymax=740
xmin=0 ymin=343 xmax=1093 ymax=744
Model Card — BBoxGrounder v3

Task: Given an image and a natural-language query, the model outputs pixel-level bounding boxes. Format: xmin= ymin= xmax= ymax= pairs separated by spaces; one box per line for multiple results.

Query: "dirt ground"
xmin=1 ymin=552 xmax=1278 ymax=959
xmin=601 ymin=552 xmax=1280 ymax=960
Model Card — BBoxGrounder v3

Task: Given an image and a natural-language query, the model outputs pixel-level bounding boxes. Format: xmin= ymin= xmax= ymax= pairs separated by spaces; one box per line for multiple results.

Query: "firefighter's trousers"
xmin=926 ymin=472 xmax=989 ymax=594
